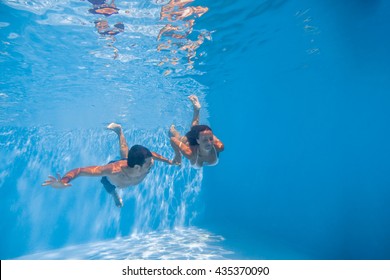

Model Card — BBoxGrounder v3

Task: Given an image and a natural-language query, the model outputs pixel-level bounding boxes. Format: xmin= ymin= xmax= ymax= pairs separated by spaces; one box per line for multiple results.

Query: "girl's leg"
xmin=107 ymin=123 xmax=128 ymax=159
xmin=189 ymin=94 xmax=201 ymax=127
xmin=169 ymin=124 xmax=188 ymax=143
xmin=169 ymin=125 xmax=183 ymax=164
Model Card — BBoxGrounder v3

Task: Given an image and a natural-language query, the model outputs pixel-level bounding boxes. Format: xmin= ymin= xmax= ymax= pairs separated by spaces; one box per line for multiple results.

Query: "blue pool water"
xmin=1 ymin=0 xmax=390 ymax=260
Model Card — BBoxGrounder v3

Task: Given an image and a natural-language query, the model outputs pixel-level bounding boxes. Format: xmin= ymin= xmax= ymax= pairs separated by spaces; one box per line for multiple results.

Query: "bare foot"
xmin=169 ymin=124 xmax=180 ymax=138
xmin=111 ymin=190 xmax=123 ymax=208
xmin=189 ymin=94 xmax=201 ymax=110
xmin=107 ymin=122 xmax=122 ymax=135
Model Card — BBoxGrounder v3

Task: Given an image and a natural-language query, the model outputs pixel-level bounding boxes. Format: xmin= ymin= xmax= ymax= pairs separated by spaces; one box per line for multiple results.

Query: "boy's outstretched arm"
xmin=151 ymin=151 xmax=180 ymax=165
xmin=42 ymin=162 xmax=122 ymax=189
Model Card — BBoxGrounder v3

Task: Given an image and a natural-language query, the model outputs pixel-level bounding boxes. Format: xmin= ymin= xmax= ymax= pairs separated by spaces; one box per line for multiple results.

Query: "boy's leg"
xmin=107 ymin=123 xmax=128 ymax=159
xmin=101 ymin=176 xmax=123 ymax=208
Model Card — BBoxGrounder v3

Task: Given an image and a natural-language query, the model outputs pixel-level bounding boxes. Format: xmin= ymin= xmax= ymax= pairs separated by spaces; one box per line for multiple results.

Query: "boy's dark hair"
xmin=127 ymin=145 xmax=152 ymax=167
xmin=185 ymin=125 xmax=212 ymax=146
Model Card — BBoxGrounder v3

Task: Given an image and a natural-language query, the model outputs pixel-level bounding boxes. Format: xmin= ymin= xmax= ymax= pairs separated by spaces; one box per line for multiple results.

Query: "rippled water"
xmin=0 ymin=0 xmax=211 ymax=129
xmin=18 ymin=227 xmax=234 ymax=260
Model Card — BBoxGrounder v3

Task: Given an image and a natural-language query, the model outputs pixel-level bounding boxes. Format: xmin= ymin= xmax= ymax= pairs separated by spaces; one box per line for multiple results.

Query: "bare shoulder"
xmin=108 ymin=160 xmax=128 ymax=174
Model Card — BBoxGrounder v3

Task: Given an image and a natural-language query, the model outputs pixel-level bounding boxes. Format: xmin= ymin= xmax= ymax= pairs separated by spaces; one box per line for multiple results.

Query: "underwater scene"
xmin=1 ymin=0 xmax=390 ymax=260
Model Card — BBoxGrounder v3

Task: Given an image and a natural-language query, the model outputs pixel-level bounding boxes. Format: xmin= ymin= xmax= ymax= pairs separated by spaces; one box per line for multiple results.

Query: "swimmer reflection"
xmin=87 ymin=0 xmax=124 ymax=59
xmin=156 ymin=0 xmax=210 ymax=74
xmin=88 ymin=0 xmax=119 ymax=17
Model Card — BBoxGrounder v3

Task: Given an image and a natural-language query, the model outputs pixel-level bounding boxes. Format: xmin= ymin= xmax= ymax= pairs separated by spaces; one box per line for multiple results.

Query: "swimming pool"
xmin=1 ymin=0 xmax=390 ymax=260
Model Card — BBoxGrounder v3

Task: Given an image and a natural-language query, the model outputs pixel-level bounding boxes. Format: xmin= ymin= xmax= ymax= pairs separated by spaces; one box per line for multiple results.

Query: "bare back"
xmin=104 ymin=161 xmax=149 ymax=188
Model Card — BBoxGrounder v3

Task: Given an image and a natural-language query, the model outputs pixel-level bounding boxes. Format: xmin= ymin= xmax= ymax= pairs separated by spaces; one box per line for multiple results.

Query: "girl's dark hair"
xmin=185 ymin=125 xmax=212 ymax=146
xmin=127 ymin=145 xmax=152 ymax=167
